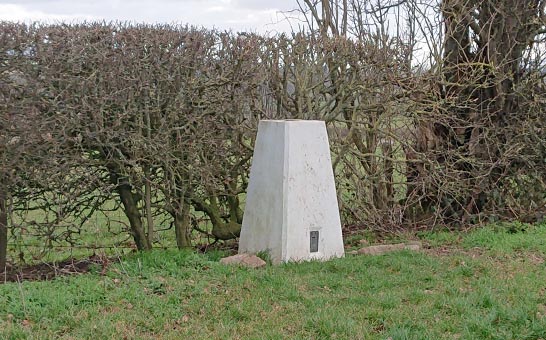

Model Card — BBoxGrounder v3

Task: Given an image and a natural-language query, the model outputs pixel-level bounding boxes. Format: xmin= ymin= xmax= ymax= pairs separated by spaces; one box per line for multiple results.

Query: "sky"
xmin=0 ymin=0 xmax=301 ymax=34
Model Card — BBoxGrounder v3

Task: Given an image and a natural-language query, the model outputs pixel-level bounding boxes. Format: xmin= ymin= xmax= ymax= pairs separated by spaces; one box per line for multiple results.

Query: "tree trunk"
xmin=0 ymin=189 xmax=7 ymax=270
xmin=117 ymin=183 xmax=151 ymax=251
xmin=405 ymin=0 xmax=544 ymax=225
xmin=174 ymin=202 xmax=192 ymax=249
xmin=211 ymin=221 xmax=241 ymax=240
xmin=107 ymin=162 xmax=152 ymax=251
xmin=144 ymin=168 xmax=154 ymax=246
xmin=191 ymin=196 xmax=241 ymax=240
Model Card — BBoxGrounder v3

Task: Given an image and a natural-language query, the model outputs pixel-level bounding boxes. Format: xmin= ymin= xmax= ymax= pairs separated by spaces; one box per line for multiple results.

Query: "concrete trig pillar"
xmin=239 ymin=120 xmax=345 ymax=263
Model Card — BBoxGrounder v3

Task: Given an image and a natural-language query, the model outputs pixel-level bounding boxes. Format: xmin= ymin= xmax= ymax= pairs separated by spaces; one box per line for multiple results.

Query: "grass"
xmin=2 ymin=223 xmax=546 ymax=339
xmin=9 ymin=199 xmax=133 ymax=263
xmin=8 ymin=199 xmax=218 ymax=265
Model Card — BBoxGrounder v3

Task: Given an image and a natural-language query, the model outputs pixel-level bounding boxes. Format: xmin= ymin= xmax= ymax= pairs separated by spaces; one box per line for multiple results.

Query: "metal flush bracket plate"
xmin=310 ymin=230 xmax=319 ymax=253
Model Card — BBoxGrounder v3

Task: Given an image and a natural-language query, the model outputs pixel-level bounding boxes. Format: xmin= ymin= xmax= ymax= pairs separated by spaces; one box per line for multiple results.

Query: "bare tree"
xmin=295 ymin=0 xmax=546 ymax=226
xmin=406 ymin=0 xmax=546 ymax=223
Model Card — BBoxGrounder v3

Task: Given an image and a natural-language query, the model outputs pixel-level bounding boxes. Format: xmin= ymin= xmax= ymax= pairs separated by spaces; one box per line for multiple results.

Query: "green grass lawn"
xmin=2 ymin=223 xmax=546 ymax=339
xmin=8 ymin=198 xmax=221 ymax=265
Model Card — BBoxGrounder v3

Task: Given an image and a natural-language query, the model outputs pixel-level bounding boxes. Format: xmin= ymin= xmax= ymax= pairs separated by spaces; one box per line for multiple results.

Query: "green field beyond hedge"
xmin=2 ymin=223 xmax=546 ymax=340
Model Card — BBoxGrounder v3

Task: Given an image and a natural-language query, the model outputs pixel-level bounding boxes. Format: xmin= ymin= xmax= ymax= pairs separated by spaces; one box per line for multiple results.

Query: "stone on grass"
xmin=355 ymin=242 xmax=422 ymax=255
xmin=220 ymin=254 xmax=266 ymax=268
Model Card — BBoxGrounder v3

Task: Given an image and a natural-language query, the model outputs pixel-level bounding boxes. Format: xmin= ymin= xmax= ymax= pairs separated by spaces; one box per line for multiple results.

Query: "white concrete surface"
xmin=239 ymin=120 xmax=344 ymax=264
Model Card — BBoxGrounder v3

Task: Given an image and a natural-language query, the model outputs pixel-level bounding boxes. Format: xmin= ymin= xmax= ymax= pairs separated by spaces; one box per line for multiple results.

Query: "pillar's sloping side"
xmin=238 ymin=120 xmax=344 ymax=263
xmin=284 ymin=121 xmax=344 ymax=261
xmin=238 ymin=121 xmax=288 ymax=262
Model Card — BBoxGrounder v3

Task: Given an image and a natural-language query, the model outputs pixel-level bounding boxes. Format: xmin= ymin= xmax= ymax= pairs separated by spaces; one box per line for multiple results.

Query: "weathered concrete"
xmin=239 ymin=120 xmax=344 ymax=264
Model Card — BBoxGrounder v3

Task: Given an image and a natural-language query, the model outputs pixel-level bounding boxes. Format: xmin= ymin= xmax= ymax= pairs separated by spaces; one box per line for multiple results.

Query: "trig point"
xmin=239 ymin=120 xmax=344 ymax=264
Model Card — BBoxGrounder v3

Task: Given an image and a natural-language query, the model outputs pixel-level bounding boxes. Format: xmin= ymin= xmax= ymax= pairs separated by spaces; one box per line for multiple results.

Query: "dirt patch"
xmin=525 ymin=252 xmax=546 ymax=265
xmin=0 ymin=255 xmax=116 ymax=283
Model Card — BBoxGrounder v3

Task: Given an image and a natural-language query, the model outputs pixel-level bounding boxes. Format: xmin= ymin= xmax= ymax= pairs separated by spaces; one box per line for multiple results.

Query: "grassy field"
xmin=8 ymin=199 xmax=212 ymax=264
xmin=2 ymin=222 xmax=546 ymax=339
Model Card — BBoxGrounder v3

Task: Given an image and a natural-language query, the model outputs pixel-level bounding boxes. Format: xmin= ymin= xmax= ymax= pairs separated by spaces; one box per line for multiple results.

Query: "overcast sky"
xmin=0 ymin=0 xmax=301 ymax=34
